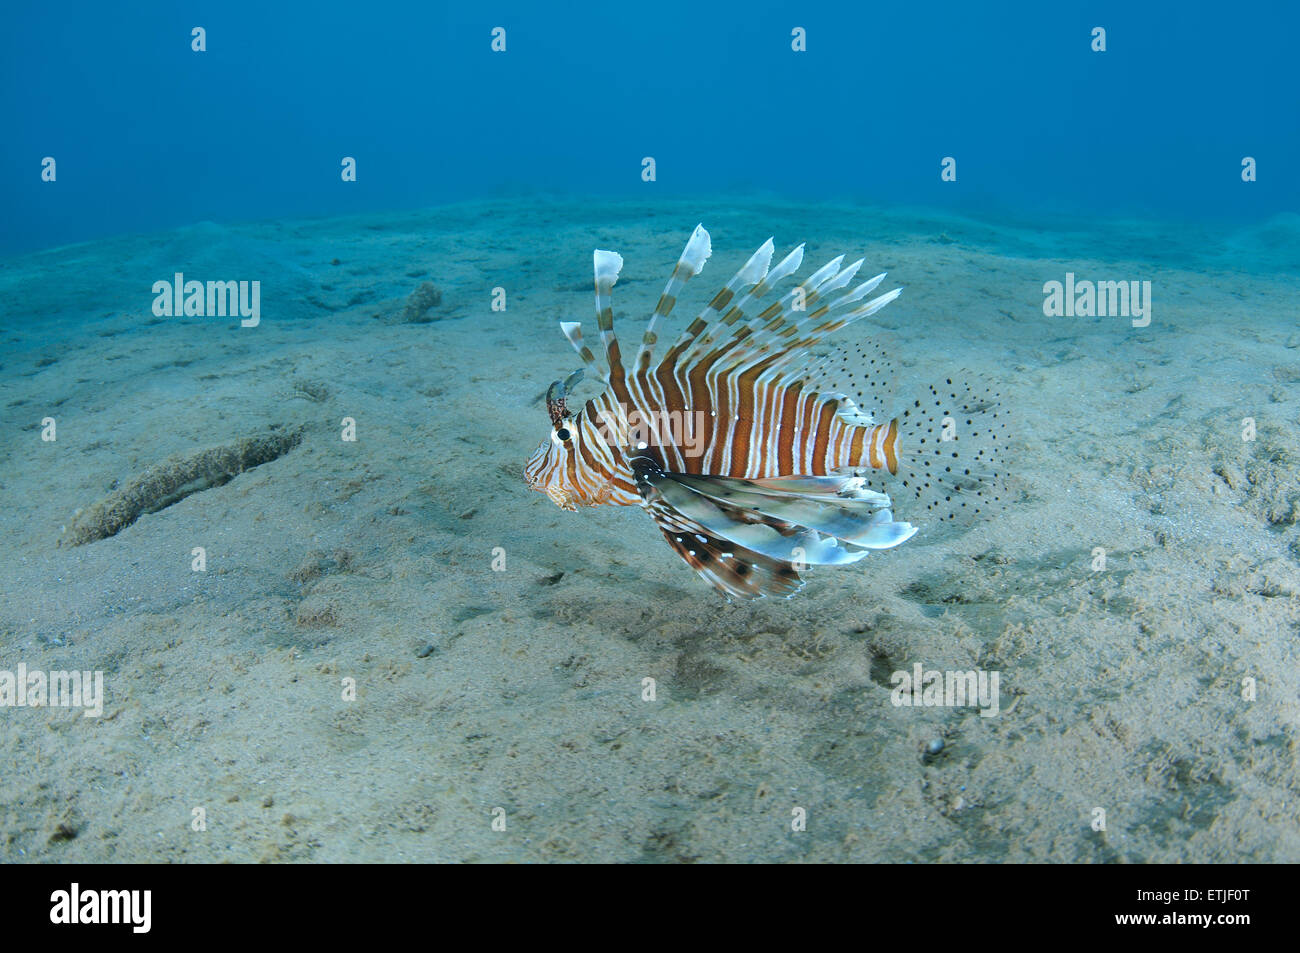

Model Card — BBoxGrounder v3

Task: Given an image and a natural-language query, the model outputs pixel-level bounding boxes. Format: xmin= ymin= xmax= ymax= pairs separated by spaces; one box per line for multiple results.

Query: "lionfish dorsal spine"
xmin=745 ymin=258 xmax=865 ymax=362
xmin=660 ymin=237 xmax=774 ymax=370
xmin=635 ymin=224 xmax=712 ymax=373
xmin=592 ymin=249 xmax=624 ymax=380
xmin=670 ymin=242 xmax=796 ymax=371
xmin=694 ymin=243 xmax=807 ymax=361
xmin=559 ymin=322 xmax=602 ymax=380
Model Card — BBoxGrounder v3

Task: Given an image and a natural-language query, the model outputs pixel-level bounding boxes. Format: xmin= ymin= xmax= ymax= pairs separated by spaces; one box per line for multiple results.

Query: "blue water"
xmin=3 ymin=0 xmax=1296 ymax=257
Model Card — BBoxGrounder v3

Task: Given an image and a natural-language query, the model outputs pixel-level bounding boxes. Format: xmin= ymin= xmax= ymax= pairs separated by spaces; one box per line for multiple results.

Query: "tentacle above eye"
xmin=546 ymin=369 xmax=584 ymax=426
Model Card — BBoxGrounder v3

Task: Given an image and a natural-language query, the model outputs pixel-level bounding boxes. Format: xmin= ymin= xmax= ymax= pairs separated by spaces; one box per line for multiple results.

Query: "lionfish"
xmin=524 ymin=226 xmax=1006 ymax=599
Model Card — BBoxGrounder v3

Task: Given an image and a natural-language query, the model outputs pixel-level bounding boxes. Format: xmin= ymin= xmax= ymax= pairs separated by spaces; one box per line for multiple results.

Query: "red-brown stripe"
xmin=776 ymin=383 xmax=803 ymax=474
xmin=883 ymin=417 xmax=900 ymax=474
xmin=849 ymin=427 xmax=866 ymax=468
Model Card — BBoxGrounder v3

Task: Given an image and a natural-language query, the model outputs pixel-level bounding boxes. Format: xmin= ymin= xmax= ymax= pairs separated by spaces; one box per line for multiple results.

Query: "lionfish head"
xmin=524 ymin=370 xmax=605 ymax=511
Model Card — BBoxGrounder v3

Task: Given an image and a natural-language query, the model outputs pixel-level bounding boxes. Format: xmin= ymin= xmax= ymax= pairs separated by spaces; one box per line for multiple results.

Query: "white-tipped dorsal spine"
xmin=667 ymin=238 xmax=776 ymax=367
xmin=637 ymin=225 xmax=714 ymax=370
xmin=680 ymin=223 xmax=712 ymax=274
xmin=822 ymin=259 xmax=865 ymax=295
xmin=738 ymin=238 xmax=776 ymax=285
xmin=593 ymin=249 xmax=624 ymax=283
xmin=559 ymin=320 xmax=604 ymax=377
xmin=766 ymin=243 xmax=806 ymax=285
xmin=592 ymin=248 xmax=625 ymax=371
xmin=800 ymin=255 xmax=845 ymax=292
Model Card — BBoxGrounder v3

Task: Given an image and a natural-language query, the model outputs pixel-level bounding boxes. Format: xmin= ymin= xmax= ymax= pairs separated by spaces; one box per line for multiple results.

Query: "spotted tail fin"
xmin=841 ymin=377 xmax=1010 ymax=536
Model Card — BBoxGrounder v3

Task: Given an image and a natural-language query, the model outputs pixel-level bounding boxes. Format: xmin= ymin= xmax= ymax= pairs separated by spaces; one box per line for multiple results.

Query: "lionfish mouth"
xmin=528 ymin=473 xmax=615 ymax=512
xmin=545 ymin=486 xmax=580 ymax=512
xmin=522 ymin=468 xmax=577 ymax=510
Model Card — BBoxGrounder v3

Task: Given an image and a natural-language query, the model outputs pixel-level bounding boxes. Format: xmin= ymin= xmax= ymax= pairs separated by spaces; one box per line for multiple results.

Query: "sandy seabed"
xmin=1 ymin=196 xmax=1298 ymax=862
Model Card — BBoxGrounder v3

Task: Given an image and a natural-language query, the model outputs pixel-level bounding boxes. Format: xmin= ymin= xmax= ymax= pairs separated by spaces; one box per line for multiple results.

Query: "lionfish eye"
xmin=556 ymin=427 xmax=572 ymax=442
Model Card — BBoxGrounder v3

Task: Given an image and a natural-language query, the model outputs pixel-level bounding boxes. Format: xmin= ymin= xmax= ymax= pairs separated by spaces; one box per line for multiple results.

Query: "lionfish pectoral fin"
xmin=633 ymin=457 xmax=804 ymax=599
xmin=643 ymin=499 xmax=805 ymax=601
xmin=632 ymin=460 xmax=918 ymax=599
xmin=655 ymin=471 xmax=918 ymax=554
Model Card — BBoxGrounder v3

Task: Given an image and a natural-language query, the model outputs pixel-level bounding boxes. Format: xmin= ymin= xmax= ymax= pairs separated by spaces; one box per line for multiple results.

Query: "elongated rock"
xmin=64 ymin=427 xmax=304 ymax=545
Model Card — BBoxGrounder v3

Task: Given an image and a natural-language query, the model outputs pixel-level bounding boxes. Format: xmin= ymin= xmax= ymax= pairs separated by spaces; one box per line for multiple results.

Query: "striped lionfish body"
xmin=524 ymin=226 xmax=1005 ymax=599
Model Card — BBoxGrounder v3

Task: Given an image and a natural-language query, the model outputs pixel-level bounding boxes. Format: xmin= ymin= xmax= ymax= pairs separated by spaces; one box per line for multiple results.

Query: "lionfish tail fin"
xmin=887 ymin=376 xmax=1010 ymax=536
